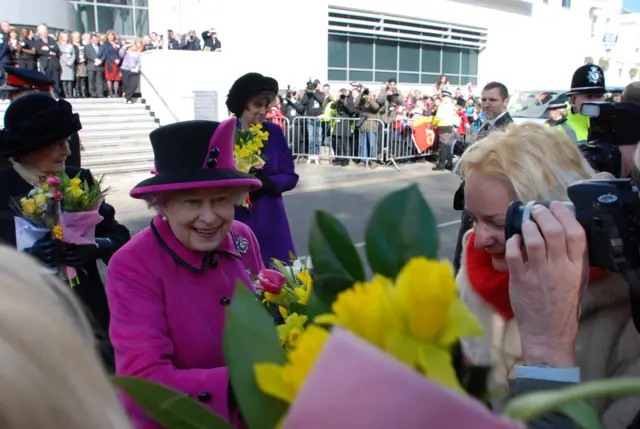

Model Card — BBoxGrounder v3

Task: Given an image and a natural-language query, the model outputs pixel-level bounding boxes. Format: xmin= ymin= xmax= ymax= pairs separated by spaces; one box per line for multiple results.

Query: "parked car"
xmin=508 ymin=87 xmax=624 ymax=125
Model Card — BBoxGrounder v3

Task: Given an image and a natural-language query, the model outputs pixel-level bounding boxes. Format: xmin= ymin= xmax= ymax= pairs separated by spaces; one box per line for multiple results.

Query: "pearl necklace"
xmin=12 ymin=162 xmax=48 ymax=187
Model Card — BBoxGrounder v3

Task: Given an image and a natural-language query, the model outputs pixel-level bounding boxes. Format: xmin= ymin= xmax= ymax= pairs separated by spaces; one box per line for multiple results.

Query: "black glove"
xmin=249 ymin=172 xmax=277 ymax=200
xmin=24 ymin=233 xmax=66 ymax=267
xmin=60 ymin=238 xmax=116 ymax=267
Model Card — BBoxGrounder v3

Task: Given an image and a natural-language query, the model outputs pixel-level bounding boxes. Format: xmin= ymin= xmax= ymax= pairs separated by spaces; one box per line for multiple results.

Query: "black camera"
xmin=579 ymin=101 xmax=640 ymax=177
xmin=306 ymin=78 xmax=315 ymax=93
xmin=505 ymin=178 xmax=640 ymax=271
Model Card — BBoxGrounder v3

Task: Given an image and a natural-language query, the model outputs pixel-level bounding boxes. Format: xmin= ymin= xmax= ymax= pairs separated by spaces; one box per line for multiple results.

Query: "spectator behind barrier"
xmin=456 ymin=123 xmax=640 ymax=428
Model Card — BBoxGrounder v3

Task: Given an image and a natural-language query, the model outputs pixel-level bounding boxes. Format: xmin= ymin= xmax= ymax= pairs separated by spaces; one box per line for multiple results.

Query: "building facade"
xmin=4 ymin=0 xmax=638 ymax=93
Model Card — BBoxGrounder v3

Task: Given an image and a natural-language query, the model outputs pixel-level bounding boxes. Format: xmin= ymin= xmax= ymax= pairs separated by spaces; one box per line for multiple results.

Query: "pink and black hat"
xmin=130 ymin=117 xmax=262 ymax=199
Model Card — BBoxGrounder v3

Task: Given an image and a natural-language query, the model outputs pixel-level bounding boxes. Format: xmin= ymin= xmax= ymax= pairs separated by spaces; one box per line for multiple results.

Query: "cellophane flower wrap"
xmin=54 ymin=172 xmax=109 ymax=286
xmin=234 ymin=123 xmax=269 ymax=208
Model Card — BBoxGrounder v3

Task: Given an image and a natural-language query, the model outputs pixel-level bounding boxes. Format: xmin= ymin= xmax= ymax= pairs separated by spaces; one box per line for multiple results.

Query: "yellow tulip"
xmin=33 ymin=192 xmax=49 ymax=208
xmin=254 ymin=325 xmax=329 ymax=403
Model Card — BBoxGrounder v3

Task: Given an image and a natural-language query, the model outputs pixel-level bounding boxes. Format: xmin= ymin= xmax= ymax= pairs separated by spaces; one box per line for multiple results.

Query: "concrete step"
xmin=86 ymin=160 xmax=155 ymax=175
xmin=72 ymin=104 xmax=149 ymax=112
xmin=68 ymin=97 xmax=134 ymax=105
xmin=80 ymin=129 xmax=154 ymax=141
xmin=79 ymin=115 xmax=156 ymax=125
xmin=84 ymin=152 xmax=155 ymax=166
xmin=75 ymin=108 xmax=151 ymax=118
xmin=82 ymin=145 xmax=152 ymax=158
xmin=80 ymin=122 xmax=158 ymax=133
xmin=81 ymin=138 xmax=151 ymax=149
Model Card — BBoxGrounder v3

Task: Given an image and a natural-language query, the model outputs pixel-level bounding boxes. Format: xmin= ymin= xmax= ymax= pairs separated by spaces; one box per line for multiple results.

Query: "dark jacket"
xmin=0 ymin=166 xmax=130 ymax=372
xmin=0 ymin=31 xmax=10 ymax=65
xmin=282 ymin=97 xmax=305 ymax=122
xmin=33 ymin=36 xmax=61 ymax=71
xmin=301 ymin=90 xmax=325 ymax=117
xmin=84 ymin=43 xmax=106 ymax=71
xmin=334 ymin=95 xmax=355 ymax=138
xmin=452 ymin=111 xmax=514 ymax=273
xmin=180 ymin=36 xmax=202 ymax=51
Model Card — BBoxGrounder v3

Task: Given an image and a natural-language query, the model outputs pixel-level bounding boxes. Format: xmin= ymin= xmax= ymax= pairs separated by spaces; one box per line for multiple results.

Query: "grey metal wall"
xmin=3 ymin=0 xmax=75 ymax=31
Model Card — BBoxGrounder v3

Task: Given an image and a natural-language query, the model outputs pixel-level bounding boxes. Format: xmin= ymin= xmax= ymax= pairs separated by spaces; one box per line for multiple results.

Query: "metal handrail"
xmin=139 ymin=70 xmax=180 ymax=123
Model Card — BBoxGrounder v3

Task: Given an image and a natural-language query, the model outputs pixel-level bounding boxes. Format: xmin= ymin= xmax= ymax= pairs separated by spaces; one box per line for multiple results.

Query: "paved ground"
xmin=103 ymin=161 xmax=463 ymax=269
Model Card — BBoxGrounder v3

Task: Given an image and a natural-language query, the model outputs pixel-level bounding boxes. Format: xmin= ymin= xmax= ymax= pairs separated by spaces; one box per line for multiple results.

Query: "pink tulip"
xmin=46 ymin=176 xmax=61 ymax=187
xmin=257 ymin=269 xmax=286 ymax=294
xmin=52 ymin=190 xmax=64 ymax=201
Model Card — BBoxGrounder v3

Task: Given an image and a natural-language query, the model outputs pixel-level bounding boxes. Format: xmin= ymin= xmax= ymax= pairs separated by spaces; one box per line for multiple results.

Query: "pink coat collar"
xmin=150 ymin=215 xmax=243 ymax=273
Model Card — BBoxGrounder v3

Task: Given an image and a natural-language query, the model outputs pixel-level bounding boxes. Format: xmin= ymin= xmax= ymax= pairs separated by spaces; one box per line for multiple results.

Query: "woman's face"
xmin=71 ymin=33 xmax=80 ymax=44
xmin=20 ymin=28 xmax=28 ymax=38
xmin=23 ymin=139 xmax=71 ymax=174
xmin=464 ymin=169 xmax=516 ymax=272
xmin=161 ymin=187 xmax=242 ymax=252
xmin=107 ymin=32 xmax=115 ymax=42
xmin=9 ymin=30 xmax=17 ymax=40
xmin=60 ymin=32 xmax=68 ymax=43
xmin=243 ymin=93 xmax=273 ymax=125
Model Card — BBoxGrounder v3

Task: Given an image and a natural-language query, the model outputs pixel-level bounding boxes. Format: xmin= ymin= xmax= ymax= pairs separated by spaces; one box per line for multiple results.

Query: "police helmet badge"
xmin=587 ymin=66 xmax=602 ymax=85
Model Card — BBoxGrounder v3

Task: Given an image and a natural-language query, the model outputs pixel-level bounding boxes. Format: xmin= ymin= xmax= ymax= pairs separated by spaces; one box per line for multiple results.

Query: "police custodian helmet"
xmin=566 ymin=63 xmax=606 ymax=96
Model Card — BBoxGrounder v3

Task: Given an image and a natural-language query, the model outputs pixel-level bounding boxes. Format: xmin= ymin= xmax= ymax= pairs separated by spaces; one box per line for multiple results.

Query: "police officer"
xmin=0 ymin=66 xmax=81 ymax=169
xmin=565 ymin=63 xmax=607 ymax=147
xmin=544 ymin=98 xmax=578 ymax=142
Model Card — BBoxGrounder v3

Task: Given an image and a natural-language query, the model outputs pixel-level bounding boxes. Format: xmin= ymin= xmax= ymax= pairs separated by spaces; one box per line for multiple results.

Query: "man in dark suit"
xmin=84 ymin=33 xmax=105 ymax=98
xmin=0 ymin=21 xmax=13 ymax=85
xmin=32 ymin=24 xmax=63 ymax=98
xmin=0 ymin=66 xmax=81 ymax=169
xmin=452 ymin=81 xmax=513 ymax=273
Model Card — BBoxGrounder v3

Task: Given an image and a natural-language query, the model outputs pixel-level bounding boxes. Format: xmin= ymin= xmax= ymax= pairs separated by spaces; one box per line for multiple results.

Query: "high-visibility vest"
xmin=320 ymin=99 xmax=335 ymax=122
xmin=565 ymin=110 xmax=590 ymax=146
xmin=545 ymin=119 xmax=578 ymax=144
xmin=433 ymin=101 xmax=457 ymax=127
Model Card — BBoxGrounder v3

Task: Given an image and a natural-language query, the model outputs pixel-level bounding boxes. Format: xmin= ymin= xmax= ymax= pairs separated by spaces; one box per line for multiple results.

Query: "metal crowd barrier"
xmin=269 ymin=116 xmax=437 ymax=168
xmin=268 ymin=116 xmax=291 ymax=145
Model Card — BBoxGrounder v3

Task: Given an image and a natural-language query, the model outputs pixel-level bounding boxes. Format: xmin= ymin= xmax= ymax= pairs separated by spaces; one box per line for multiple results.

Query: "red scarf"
xmin=465 ymin=232 xmax=607 ymax=321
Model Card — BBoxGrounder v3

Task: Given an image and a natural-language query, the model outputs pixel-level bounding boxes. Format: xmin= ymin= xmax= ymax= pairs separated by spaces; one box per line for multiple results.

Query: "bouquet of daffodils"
xmin=114 ymin=185 xmax=640 ymax=429
xmin=234 ymin=123 xmax=269 ymax=208
xmin=12 ymin=172 xmax=108 ymax=286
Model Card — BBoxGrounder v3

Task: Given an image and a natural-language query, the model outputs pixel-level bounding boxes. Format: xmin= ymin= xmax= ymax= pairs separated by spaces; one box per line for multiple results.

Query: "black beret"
xmin=226 ymin=73 xmax=279 ymax=116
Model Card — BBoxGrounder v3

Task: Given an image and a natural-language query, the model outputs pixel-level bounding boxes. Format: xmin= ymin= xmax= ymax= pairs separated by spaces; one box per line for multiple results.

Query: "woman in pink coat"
xmin=106 ymin=118 xmax=264 ymax=428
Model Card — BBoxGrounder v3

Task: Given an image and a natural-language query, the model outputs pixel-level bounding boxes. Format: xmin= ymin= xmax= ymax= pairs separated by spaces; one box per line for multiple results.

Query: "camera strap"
xmin=601 ymin=213 xmax=640 ymax=333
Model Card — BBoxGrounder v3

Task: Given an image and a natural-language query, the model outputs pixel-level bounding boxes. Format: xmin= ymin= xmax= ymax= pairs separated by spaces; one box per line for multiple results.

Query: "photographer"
xmin=179 ymin=31 xmax=201 ymax=51
xmin=281 ymin=86 xmax=305 ymax=122
xmin=456 ymin=123 xmax=640 ymax=428
xmin=301 ymin=78 xmax=325 ymax=156
xmin=376 ymin=78 xmax=404 ymax=125
xmin=333 ymin=88 xmax=356 ymax=166
xmin=355 ymin=88 xmax=382 ymax=168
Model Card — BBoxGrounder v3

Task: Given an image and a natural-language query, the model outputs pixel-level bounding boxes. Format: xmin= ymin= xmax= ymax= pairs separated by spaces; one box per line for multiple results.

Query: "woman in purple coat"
xmin=229 ymin=73 xmax=299 ymax=267
xmin=106 ymin=118 xmax=264 ymax=428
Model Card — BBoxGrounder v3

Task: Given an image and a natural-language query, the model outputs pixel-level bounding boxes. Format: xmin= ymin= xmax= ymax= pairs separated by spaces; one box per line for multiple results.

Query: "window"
xmin=327 ymin=7 xmax=484 ymax=85
xmin=562 ymin=0 xmax=571 ymax=8
xmin=71 ymin=0 xmax=148 ymax=37
xmin=327 ymin=36 xmax=479 ymax=85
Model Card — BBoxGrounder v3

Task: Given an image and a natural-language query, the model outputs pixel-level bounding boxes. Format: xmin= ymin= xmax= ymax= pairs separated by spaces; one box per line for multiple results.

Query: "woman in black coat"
xmin=0 ymin=93 xmax=130 ymax=372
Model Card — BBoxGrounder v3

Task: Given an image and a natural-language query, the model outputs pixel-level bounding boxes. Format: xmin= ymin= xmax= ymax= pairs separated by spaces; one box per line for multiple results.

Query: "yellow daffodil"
xmin=263 ymin=289 xmax=289 ymax=305
xmin=66 ymin=186 xmax=84 ymax=198
xmin=294 ymin=270 xmax=313 ymax=304
xmin=52 ymin=224 xmax=64 ymax=240
xmin=42 ymin=184 xmax=50 ymax=191
xmin=386 ymin=258 xmax=483 ymax=391
xmin=21 ymin=198 xmax=37 ymax=215
xmin=254 ymin=325 xmax=329 ymax=403
xmin=33 ymin=192 xmax=49 ymax=207
xmin=315 ymin=275 xmax=402 ymax=350
xmin=277 ymin=313 xmax=308 ymax=350
xmin=70 ymin=177 xmax=82 ymax=187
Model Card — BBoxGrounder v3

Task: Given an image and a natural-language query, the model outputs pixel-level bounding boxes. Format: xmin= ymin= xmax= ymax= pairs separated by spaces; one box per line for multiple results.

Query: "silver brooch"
xmin=246 ymin=268 xmax=253 ymax=277
xmin=235 ymin=236 xmax=249 ymax=255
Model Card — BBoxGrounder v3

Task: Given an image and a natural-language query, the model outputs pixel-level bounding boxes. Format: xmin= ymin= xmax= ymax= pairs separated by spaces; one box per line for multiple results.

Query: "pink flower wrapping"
xmin=282 ymin=328 xmax=525 ymax=429
xmin=59 ymin=203 xmax=104 ymax=281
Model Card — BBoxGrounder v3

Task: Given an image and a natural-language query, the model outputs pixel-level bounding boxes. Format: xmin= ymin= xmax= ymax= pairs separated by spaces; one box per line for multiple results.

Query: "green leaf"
xmin=365 ymin=184 xmax=439 ymax=279
xmin=112 ymin=376 xmax=233 ymax=429
xmin=308 ymin=210 xmax=365 ymax=281
xmin=303 ymin=276 xmax=354 ymax=320
xmin=288 ymin=302 xmax=308 ymax=316
xmin=561 ymin=401 xmax=603 ymax=429
xmin=224 ymin=282 xmax=288 ymax=429
xmin=303 ymin=291 xmax=332 ymax=320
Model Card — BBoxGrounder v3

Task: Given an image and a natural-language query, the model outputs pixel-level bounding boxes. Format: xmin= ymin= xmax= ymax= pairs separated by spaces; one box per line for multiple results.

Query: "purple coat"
xmin=106 ymin=216 xmax=263 ymax=428
xmin=235 ymin=121 xmax=299 ymax=267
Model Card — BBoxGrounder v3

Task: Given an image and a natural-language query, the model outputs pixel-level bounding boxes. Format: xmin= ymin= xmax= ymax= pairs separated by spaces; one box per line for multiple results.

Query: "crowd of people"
xmin=0 ymin=21 xmax=222 ymax=103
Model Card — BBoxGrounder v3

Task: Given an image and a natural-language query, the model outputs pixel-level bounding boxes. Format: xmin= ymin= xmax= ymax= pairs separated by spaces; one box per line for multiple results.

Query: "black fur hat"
xmin=226 ymin=72 xmax=279 ymax=116
xmin=0 ymin=93 xmax=81 ymax=157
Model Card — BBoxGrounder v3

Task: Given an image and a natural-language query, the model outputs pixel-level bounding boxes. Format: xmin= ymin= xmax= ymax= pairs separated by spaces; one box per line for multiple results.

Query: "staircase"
xmin=0 ymin=98 xmax=158 ymax=176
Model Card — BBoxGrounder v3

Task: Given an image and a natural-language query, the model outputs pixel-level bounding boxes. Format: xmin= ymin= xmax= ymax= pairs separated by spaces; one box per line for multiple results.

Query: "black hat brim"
xmin=565 ymin=87 xmax=607 ymax=96
xmin=0 ymin=114 xmax=82 ymax=157
xmin=130 ymin=168 xmax=262 ymax=199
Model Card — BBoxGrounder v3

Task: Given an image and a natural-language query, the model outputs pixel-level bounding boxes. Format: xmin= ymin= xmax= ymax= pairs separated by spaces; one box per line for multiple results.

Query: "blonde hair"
xmin=0 ymin=246 xmax=131 ymax=429
xmin=458 ymin=123 xmax=595 ymax=202
xmin=71 ymin=31 xmax=81 ymax=44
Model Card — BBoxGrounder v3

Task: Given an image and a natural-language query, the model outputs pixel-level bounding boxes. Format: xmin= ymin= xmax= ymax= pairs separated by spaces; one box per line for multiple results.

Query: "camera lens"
xmin=505 ymin=200 xmax=575 ymax=240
